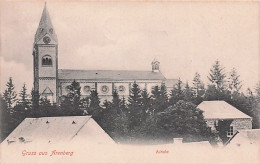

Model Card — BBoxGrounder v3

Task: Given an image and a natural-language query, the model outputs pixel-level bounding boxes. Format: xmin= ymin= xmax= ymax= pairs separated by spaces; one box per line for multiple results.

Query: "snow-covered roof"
xmin=58 ymin=69 xmax=166 ymax=81
xmin=197 ymin=101 xmax=252 ymax=119
xmin=2 ymin=116 xmax=114 ymax=146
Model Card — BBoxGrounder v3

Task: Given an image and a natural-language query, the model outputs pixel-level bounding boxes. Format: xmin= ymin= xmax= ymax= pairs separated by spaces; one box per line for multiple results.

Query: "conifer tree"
xmin=183 ymin=82 xmax=194 ymax=102
xmin=31 ymin=88 xmax=40 ymax=111
xmin=228 ymin=68 xmax=242 ymax=93
xmin=128 ymin=81 xmax=142 ymax=109
xmin=192 ymin=73 xmax=205 ymax=104
xmin=120 ymin=96 xmax=127 ymax=111
xmin=140 ymin=88 xmax=151 ymax=117
xmin=18 ymin=84 xmax=30 ymax=110
xmin=127 ymin=82 xmax=142 ymax=130
xmin=169 ymin=78 xmax=184 ymax=106
xmin=60 ymin=80 xmax=83 ymax=115
xmin=3 ymin=77 xmax=17 ymax=111
xmin=112 ymin=89 xmax=121 ymax=114
xmin=207 ymin=60 xmax=226 ymax=90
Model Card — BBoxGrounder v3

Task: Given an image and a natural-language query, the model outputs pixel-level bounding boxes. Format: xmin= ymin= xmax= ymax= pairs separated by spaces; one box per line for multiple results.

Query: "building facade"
xmin=33 ymin=4 xmax=176 ymax=104
xmin=197 ymin=101 xmax=252 ymax=138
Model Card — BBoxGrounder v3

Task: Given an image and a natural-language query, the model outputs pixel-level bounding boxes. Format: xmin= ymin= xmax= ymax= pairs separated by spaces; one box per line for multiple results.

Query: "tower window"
xmin=42 ymin=55 xmax=52 ymax=66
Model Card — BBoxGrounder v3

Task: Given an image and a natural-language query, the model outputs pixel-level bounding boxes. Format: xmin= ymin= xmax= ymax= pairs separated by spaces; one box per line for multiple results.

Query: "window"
xmin=42 ymin=55 xmax=52 ymax=66
xmin=101 ymin=85 xmax=109 ymax=94
xmin=227 ymin=126 xmax=234 ymax=136
xmin=118 ymin=85 xmax=125 ymax=93
xmin=84 ymin=86 xmax=91 ymax=94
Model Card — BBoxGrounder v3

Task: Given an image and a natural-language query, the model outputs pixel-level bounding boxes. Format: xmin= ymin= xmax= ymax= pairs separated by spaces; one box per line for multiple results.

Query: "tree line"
xmin=1 ymin=60 xmax=260 ymax=144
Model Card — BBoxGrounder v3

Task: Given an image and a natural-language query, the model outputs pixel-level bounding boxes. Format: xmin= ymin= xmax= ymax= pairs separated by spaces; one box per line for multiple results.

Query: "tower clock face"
xmin=43 ymin=36 xmax=51 ymax=44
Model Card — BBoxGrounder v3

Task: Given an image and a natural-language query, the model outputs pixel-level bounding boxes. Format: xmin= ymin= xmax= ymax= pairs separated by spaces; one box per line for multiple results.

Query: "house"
xmin=32 ymin=4 xmax=177 ymax=104
xmin=225 ymin=129 xmax=260 ymax=147
xmin=1 ymin=116 xmax=115 ymax=146
xmin=197 ymin=101 xmax=252 ymax=137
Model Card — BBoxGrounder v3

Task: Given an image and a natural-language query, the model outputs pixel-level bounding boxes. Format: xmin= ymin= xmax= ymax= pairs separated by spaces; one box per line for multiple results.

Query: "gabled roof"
xmin=197 ymin=101 xmax=252 ymax=119
xmin=226 ymin=129 xmax=260 ymax=146
xmin=2 ymin=116 xmax=114 ymax=146
xmin=35 ymin=3 xmax=57 ymax=43
xmin=58 ymin=69 xmax=166 ymax=81
xmin=42 ymin=87 xmax=53 ymax=94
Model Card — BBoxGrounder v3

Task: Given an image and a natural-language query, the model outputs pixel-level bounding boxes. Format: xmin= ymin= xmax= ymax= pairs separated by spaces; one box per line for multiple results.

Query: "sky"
xmin=1 ymin=1 xmax=259 ymax=94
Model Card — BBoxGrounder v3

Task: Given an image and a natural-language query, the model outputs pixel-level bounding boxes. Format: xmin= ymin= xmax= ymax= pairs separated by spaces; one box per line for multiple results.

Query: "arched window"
xmin=42 ymin=55 xmax=52 ymax=66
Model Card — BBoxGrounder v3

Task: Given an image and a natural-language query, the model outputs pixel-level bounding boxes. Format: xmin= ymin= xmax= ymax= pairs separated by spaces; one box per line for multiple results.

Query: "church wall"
xmin=114 ymin=83 xmax=129 ymax=96
xmin=38 ymin=45 xmax=57 ymax=77
xmin=39 ymin=79 xmax=56 ymax=103
xmin=58 ymin=79 xmax=165 ymax=104
xmin=97 ymin=83 xmax=113 ymax=96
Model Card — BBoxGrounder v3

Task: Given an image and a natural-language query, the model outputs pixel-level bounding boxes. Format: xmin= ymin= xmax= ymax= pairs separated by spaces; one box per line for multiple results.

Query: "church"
xmin=33 ymin=4 xmax=177 ymax=103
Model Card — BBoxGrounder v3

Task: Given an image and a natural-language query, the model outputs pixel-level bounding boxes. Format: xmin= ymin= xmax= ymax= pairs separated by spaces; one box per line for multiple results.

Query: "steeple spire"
xmin=35 ymin=2 xmax=57 ymax=43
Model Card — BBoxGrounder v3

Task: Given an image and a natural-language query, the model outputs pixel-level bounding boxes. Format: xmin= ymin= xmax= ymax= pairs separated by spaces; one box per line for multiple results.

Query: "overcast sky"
xmin=1 ymin=1 xmax=259 ymax=94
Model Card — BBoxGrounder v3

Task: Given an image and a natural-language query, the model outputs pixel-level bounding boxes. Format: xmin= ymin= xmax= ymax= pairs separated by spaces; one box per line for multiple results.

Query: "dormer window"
xmin=42 ymin=55 xmax=52 ymax=66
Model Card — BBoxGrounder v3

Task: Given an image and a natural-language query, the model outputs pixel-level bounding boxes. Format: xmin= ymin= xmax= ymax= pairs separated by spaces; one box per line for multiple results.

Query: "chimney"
xmin=173 ymin=138 xmax=183 ymax=144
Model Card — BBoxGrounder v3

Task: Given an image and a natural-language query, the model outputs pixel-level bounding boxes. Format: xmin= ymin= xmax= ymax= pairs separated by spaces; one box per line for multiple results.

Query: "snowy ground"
xmin=1 ymin=141 xmax=259 ymax=164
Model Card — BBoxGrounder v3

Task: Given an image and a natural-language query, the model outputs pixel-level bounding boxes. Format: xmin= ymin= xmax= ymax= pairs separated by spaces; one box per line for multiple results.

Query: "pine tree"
xmin=151 ymin=83 xmax=169 ymax=114
xmin=183 ymin=82 xmax=194 ymax=102
xmin=120 ymin=96 xmax=127 ymax=111
xmin=127 ymin=82 xmax=142 ymax=130
xmin=208 ymin=60 xmax=226 ymax=90
xmin=140 ymin=88 xmax=151 ymax=116
xmin=3 ymin=77 xmax=17 ymax=112
xmin=169 ymin=78 xmax=184 ymax=106
xmin=112 ymin=89 xmax=121 ymax=114
xmin=60 ymin=80 xmax=83 ymax=116
xmin=192 ymin=73 xmax=205 ymax=105
xmin=31 ymin=88 xmax=40 ymax=111
xmin=18 ymin=84 xmax=30 ymax=110
xmin=228 ymin=68 xmax=242 ymax=93
xmin=160 ymin=83 xmax=169 ymax=109
xmin=87 ymin=90 xmax=101 ymax=116
xmin=128 ymin=81 xmax=142 ymax=109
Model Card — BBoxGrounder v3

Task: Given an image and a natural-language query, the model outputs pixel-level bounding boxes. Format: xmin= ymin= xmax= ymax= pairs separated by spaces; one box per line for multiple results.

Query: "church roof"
xmin=58 ymin=69 xmax=166 ymax=81
xmin=197 ymin=101 xmax=252 ymax=119
xmin=35 ymin=3 xmax=57 ymax=43
xmin=2 ymin=116 xmax=114 ymax=146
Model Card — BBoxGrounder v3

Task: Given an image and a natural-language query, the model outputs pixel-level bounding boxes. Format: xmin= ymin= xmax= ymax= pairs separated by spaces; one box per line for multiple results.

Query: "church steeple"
xmin=35 ymin=2 xmax=57 ymax=43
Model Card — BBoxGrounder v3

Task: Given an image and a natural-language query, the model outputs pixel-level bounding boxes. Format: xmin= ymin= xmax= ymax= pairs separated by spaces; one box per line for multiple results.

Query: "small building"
xmin=197 ymin=101 xmax=252 ymax=137
xmin=1 ymin=116 xmax=115 ymax=146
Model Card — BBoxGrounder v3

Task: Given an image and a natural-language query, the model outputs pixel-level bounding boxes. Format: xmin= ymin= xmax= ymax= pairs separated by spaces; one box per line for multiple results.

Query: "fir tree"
xmin=60 ymin=80 xmax=83 ymax=116
xmin=228 ymin=68 xmax=242 ymax=93
xmin=183 ymin=82 xmax=194 ymax=102
xmin=127 ymin=82 xmax=142 ymax=130
xmin=120 ymin=96 xmax=127 ymax=111
xmin=207 ymin=60 xmax=226 ymax=90
xmin=112 ymin=89 xmax=121 ymax=114
xmin=151 ymin=83 xmax=169 ymax=114
xmin=140 ymin=88 xmax=151 ymax=116
xmin=17 ymin=84 xmax=30 ymax=110
xmin=31 ymin=88 xmax=40 ymax=111
xmin=3 ymin=77 xmax=17 ymax=111
xmin=169 ymin=78 xmax=184 ymax=106
xmin=192 ymin=73 xmax=205 ymax=105
xmin=128 ymin=81 xmax=142 ymax=109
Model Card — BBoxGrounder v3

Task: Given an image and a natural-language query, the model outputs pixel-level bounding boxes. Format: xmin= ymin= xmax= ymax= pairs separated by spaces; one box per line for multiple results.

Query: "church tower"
xmin=151 ymin=58 xmax=160 ymax=72
xmin=33 ymin=3 xmax=58 ymax=103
